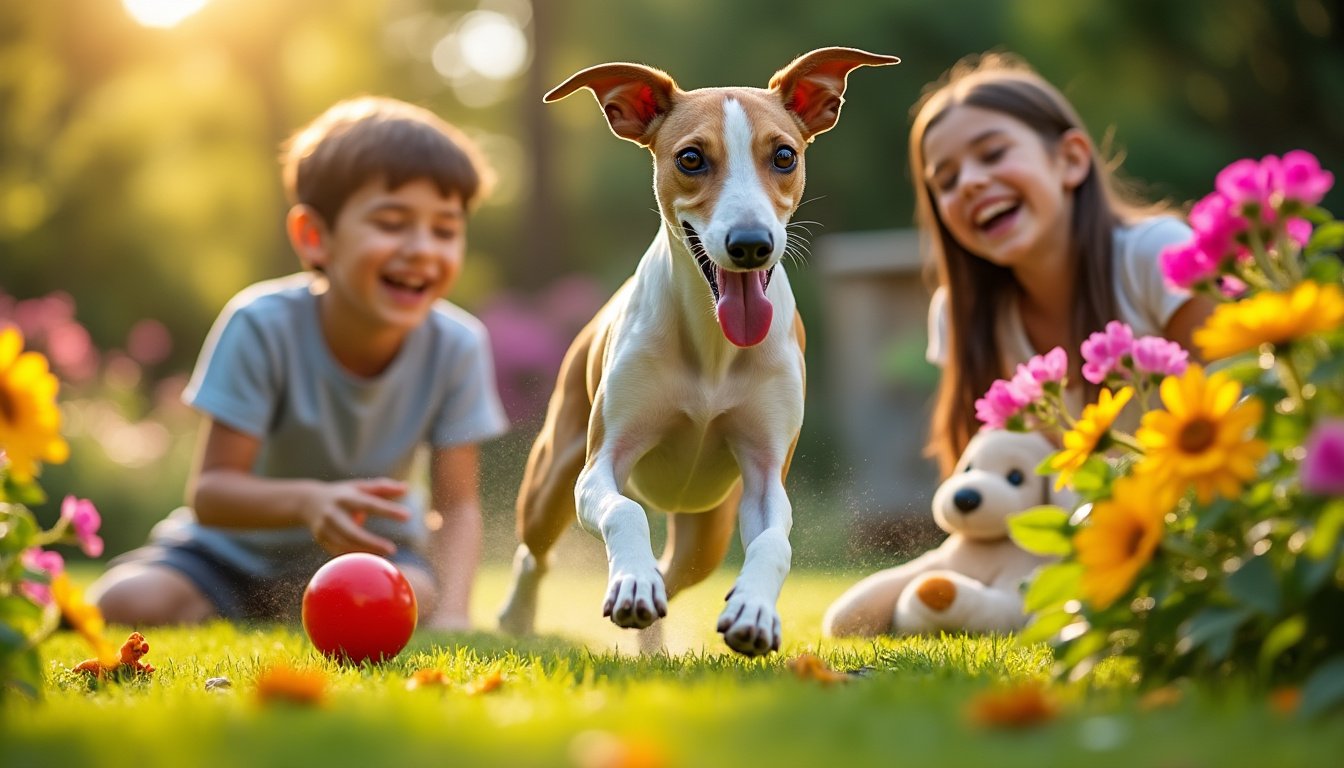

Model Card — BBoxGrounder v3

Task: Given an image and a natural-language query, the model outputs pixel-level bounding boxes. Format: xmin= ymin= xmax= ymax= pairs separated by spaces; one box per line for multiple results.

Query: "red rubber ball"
xmin=302 ymin=552 xmax=418 ymax=664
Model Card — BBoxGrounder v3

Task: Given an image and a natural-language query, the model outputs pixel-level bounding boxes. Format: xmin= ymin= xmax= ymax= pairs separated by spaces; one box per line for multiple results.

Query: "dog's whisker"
xmin=783 ymin=239 xmax=811 ymax=269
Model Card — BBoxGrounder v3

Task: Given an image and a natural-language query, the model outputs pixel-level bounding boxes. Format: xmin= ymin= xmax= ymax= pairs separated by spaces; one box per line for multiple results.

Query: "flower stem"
xmin=1110 ymin=430 xmax=1146 ymax=456
xmin=1275 ymin=349 xmax=1307 ymax=411
xmin=1247 ymin=227 xmax=1289 ymax=291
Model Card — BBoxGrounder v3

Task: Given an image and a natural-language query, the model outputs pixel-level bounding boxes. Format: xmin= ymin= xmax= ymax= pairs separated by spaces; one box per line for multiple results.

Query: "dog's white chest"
xmin=625 ymin=414 xmax=742 ymax=514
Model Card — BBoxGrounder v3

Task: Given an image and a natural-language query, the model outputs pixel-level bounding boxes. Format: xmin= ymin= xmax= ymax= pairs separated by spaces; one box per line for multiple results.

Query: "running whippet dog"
xmin=498 ymin=48 xmax=899 ymax=656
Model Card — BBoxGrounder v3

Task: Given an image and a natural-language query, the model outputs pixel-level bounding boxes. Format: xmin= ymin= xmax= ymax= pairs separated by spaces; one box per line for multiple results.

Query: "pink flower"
xmin=1218 ymin=274 xmax=1249 ymax=298
xmin=1302 ymin=420 xmax=1344 ymax=496
xmin=1187 ymin=192 xmax=1248 ymax=264
xmin=1008 ymin=367 xmax=1043 ymax=403
xmin=975 ymin=379 xmax=1032 ymax=430
xmin=1160 ymin=240 xmax=1221 ymax=290
xmin=1080 ymin=321 xmax=1135 ymax=385
xmin=1130 ymin=336 xmax=1189 ymax=378
xmin=1020 ymin=347 xmax=1069 ymax=385
xmin=1216 ymin=158 xmax=1274 ymax=220
xmin=1007 ymin=347 xmax=1069 ymax=404
xmin=61 ymin=495 xmax=103 ymax=558
xmin=19 ymin=548 xmax=65 ymax=606
xmin=1278 ymin=150 xmax=1334 ymax=207
xmin=1286 ymin=218 xmax=1313 ymax=247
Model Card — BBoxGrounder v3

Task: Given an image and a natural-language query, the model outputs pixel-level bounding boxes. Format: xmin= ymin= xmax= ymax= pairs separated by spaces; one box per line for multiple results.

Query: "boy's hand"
xmin=301 ymin=478 xmax=411 ymax=556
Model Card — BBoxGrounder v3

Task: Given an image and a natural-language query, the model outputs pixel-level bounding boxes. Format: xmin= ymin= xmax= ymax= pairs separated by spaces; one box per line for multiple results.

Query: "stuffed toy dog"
xmin=823 ymin=430 xmax=1068 ymax=637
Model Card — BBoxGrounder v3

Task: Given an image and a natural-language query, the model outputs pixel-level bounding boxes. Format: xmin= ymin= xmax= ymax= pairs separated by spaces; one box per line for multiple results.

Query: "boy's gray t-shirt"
xmin=167 ymin=273 xmax=509 ymax=576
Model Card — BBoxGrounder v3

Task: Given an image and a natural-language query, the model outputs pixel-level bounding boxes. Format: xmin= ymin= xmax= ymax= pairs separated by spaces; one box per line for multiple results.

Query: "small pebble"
xmin=205 ymin=676 xmax=233 ymax=692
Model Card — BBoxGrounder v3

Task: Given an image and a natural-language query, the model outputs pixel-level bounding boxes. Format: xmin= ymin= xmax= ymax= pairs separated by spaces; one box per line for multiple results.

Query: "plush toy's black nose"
xmin=953 ymin=488 xmax=982 ymax=513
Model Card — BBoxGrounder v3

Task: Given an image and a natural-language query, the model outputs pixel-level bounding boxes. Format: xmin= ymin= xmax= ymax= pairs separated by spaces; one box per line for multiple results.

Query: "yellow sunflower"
xmin=0 ymin=326 xmax=69 ymax=482
xmin=1194 ymin=280 xmax=1344 ymax=360
xmin=51 ymin=573 xmax=118 ymax=668
xmin=1075 ymin=473 xmax=1173 ymax=609
xmin=1051 ymin=386 xmax=1133 ymax=490
xmin=1136 ymin=365 xmax=1266 ymax=504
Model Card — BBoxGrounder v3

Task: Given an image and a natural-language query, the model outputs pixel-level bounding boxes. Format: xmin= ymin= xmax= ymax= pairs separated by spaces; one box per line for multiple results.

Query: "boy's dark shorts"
xmin=108 ymin=520 xmax=432 ymax=623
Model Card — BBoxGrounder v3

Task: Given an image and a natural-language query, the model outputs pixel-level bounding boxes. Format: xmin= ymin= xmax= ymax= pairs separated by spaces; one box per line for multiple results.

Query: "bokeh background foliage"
xmin=2 ymin=0 xmax=1342 ymax=565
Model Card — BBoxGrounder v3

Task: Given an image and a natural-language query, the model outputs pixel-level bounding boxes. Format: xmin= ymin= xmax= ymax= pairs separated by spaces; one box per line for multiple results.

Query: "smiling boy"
xmin=90 ymin=97 xmax=509 ymax=629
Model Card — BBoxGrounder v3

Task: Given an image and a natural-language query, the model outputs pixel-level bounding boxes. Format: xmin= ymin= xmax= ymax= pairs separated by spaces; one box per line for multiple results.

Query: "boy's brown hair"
xmin=281 ymin=96 xmax=494 ymax=227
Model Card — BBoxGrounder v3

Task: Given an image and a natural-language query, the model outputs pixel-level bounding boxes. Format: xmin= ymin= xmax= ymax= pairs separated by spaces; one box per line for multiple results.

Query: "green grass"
xmin=3 ymin=564 xmax=1342 ymax=768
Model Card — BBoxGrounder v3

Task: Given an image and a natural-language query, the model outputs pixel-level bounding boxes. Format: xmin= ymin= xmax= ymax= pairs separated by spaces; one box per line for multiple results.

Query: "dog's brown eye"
xmin=773 ymin=146 xmax=797 ymax=172
xmin=1007 ymin=469 xmax=1025 ymax=486
xmin=676 ymin=148 xmax=707 ymax=174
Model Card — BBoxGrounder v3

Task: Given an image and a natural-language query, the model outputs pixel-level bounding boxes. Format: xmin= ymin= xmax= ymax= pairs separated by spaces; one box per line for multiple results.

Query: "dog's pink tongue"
xmin=715 ymin=268 xmax=773 ymax=347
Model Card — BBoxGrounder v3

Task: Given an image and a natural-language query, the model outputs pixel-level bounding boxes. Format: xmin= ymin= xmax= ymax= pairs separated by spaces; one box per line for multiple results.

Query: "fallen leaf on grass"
xmin=1138 ymin=685 xmax=1183 ymax=711
xmin=255 ymin=664 xmax=327 ymax=707
xmin=406 ymin=669 xmax=452 ymax=690
xmin=786 ymin=653 xmax=850 ymax=685
xmin=966 ymin=683 xmax=1058 ymax=729
xmin=570 ymin=730 xmax=667 ymax=768
xmin=465 ymin=670 xmax=504 ymax=695
xmin=1269 ymin=686 xmax=1301 ymax=716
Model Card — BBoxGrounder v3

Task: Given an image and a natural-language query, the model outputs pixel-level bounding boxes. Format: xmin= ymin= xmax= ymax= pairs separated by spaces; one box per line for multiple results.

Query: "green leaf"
xmin=0 ymin=593 xmax=45 ymax=639
xmin=1289 ymin=546 xmax=1339 ymax=597
xmin=1007 ymin=506 xmax=1073 ymax=556
xmin=1022 ymin=562 xmax=1083 ymax=612
xmin=0 ymin=620 xmax=27 ymax=652
xmin=1225 ymin=555 xmax=1282 ymax=616
xmin=0 ymin=646 xmax=44 ymax=701
xmin=1068 ymin=456 xmax=1114 ymax=496
xmin=0 ymin=508 xmax=39 ymax=555
xmin=1017 ymin=608 xmax=1075 ymax=645
xmin=1305 ymin=251 xmax=1344 ymax=283
xmin=1297 ymin=205 xmax=1334 ymax=226
xmin=1257 ymin=615 xmax=1306 ymax=678
xmin=1299 ymin=656 xmax=1344 ymax=718
xmin=1306 ymin=501 xmax=1344 ymax=560
xmin=1305 ymin=220 xmax=1344 ymax=255
xmin=1179 ymin=607 xmax=1254 ymax=662
xmin=1059 ymin=628 xmax=1107 ymax=668
xmin=1 ymin=475 xmax=47 ymax=506
xmin=1193 ymin=498 xmax=1235 ymax=533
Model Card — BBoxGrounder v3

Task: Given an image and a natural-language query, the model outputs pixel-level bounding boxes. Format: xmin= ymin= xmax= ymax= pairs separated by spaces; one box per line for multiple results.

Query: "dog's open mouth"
xmin=683 ymin=221 xmax=776 ymax=347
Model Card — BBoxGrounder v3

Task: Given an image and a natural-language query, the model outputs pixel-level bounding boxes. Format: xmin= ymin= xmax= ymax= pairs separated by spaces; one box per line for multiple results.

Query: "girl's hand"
xmin=299 ymin=478 xmax=410 ymax=556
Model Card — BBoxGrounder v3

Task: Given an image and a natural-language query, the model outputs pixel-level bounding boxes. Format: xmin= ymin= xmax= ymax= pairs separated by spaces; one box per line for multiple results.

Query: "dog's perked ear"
xmin=543 ymin=63 xmax=679 ymax=146
xmin=768 ymin=47 xmax=900 ymax=141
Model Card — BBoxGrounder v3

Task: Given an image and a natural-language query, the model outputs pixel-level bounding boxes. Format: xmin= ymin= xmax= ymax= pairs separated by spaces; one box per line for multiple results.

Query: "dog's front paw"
xmin=717 ymin=587 xmax=781 ymax=656
xmin=602 ymin=566 xmax=668 ymax=629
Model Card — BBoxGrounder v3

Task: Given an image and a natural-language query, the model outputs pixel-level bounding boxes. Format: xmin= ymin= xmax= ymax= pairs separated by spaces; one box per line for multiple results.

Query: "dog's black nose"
xmin=725 ymin=229 xmax=773 ymax=268
xmin=952 ymin=488 xmax=981 ymax=513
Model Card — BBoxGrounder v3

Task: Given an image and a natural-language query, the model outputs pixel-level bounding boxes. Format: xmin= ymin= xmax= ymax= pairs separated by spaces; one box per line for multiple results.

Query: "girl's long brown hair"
xmin=911 ymin=53 xmax=1169 ymax=478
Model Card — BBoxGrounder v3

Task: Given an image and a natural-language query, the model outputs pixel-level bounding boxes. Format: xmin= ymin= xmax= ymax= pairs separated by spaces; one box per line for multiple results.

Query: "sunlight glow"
xmin=122 ymin=0 xmax=209 ymax=28
xmin=457 ymin=11 xmax=528 ymax=80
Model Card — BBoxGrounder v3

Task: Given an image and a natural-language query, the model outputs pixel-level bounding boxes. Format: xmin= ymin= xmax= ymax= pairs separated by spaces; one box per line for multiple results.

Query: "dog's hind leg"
xmin=498 ymin=326 xmax=596 ymax=635
xmin=661 ymin=482 xmax=741 ymax=600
